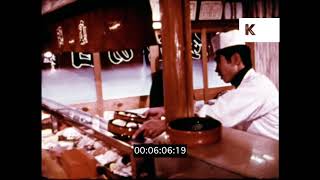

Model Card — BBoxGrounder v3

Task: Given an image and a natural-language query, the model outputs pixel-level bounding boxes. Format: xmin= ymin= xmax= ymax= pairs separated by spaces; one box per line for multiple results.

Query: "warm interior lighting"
xmin=152 ymin=22 xmax=161 ymax=29
xmin=43 ymin=51 xmax=56 ymax=72
xmin=250 ymin=155 xmax=265 ymax=164
xmin=262 ymin=154 xmax=274 ymax=161
xmin=43 ymin=51 xmax=53 ymax=58
xmin=109 ymin=22 xmax=121 ymax=30
xmin=149 ymin=0 xmax=161 ymax=21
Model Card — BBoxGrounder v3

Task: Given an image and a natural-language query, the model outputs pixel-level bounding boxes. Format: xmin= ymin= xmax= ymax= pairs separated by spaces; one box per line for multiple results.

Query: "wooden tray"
xmin=114 ymin=111 xmax=146 ymax=123
xmin=108 ymin=119 xmax=140 ymax=139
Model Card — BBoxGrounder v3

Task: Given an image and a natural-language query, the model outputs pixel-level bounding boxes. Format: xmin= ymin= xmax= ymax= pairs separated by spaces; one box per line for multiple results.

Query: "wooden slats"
xmin=194 ymin=86 xmax=234 ymax=101
xmin=192 ymin=20 xmax=239 ymax=33
xmin=70 ymin=95 xmax=150 ymax=113
xmin=200 ymin=28 xmax=209 ymax=104
xmin=93 ymin=52 xmax=104 ymax=117
xmin=246 ymin=42 xmax=256 ymax=69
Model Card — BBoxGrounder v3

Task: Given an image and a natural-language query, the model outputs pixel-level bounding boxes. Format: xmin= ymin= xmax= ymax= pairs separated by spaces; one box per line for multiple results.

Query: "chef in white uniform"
xmin=133 ymin=30 xmax=279 ymax=141
xmin=196 ymin=30 xmax=279 ymax=140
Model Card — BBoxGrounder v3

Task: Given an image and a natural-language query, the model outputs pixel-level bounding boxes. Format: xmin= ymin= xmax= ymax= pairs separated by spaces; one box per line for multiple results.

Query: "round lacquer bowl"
xmin=167 ymin=117 xmax=222 ymax=147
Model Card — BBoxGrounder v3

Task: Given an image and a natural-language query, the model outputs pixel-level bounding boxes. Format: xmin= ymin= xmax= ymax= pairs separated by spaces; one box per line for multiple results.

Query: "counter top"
xmin=187 ymin=127 xmax=279 ymax=178
xmin=104 ymin=107 xmax=278 ymax=178
xmin=46 ymin=101 xmax=278 ymax=179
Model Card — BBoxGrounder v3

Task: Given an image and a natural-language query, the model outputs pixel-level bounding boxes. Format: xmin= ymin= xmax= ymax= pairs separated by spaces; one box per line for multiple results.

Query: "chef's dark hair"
xmin=215 ymin=45 xmax=252 ymax=68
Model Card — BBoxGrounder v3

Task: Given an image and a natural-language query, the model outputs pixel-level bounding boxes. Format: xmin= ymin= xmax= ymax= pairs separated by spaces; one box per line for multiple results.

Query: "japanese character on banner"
xmin=71 ymin=52 xmax=94 ymax=69
xmin=107 ymin=49 xmax=134 ymax=65
xmin=191 ymin=33 xmax=202 ymax=60
xmin=78 ymin=20 xmax=88 ymax=45
xmin=56 ymin=26 xmax=64 ymax=48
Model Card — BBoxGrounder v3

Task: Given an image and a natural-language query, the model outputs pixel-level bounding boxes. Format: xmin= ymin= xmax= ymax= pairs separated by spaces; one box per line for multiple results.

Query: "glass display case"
xmin=41 ymin=98 xmax=155 ymax=179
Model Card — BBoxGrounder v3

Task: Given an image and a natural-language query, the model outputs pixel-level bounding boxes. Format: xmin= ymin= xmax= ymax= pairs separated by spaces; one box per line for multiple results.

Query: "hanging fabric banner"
xmin=42 ymin=0 xmax=157 ymax=53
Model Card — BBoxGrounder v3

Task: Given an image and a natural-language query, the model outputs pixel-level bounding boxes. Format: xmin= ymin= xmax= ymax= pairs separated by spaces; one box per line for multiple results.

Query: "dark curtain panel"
xmin=42 ymin=0 xmax=157 ymax=53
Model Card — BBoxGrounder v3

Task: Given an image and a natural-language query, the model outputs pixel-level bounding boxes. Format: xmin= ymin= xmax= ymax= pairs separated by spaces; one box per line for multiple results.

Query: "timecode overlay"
xmin=133 ymin=144 xmax=187 ymax=157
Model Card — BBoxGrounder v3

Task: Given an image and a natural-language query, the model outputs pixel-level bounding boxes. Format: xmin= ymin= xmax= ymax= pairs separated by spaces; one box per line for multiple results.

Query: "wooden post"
xmin=201 ymin=28 xmax=209 ymax=104
xmin=92 ymin=52 xmax=104 ymax=117
xmin=160 ymin=0 xmax=194 ymax=121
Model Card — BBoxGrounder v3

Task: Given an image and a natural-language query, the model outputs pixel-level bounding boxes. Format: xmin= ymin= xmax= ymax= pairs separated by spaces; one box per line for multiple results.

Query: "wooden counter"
xmin=186 ymin=127 xmax=279 ymax=179
xmin=102 ymin=107 xmax=279 ymax=178
xmin=43 ymin=98 xmax=278 ymax=179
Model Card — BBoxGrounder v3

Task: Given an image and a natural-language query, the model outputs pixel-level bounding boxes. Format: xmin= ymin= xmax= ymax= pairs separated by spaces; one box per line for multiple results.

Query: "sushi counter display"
xmin=42 ymin=127 xmax=132 ymax=179
xmin=41 ymin=98 xmax=155 ymax=179
xmin=41 ymin=98 xmax=278 ymax=179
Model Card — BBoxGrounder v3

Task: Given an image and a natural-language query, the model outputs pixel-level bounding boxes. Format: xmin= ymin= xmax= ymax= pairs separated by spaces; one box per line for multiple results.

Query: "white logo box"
xmin=239 ymin=18 xmax=280 ymax=42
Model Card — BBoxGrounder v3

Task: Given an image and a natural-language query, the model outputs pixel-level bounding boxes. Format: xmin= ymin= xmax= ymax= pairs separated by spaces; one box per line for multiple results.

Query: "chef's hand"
xmin=133 ymin=119 xmax=166 ymax=139
xmin=143 ymin=107 xmax=165 ymax=120
xmin=195 ymin=104 xmax=210 ymax=118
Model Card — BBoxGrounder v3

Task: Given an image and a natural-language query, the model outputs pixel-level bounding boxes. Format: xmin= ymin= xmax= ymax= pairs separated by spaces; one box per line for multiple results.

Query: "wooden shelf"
xmin=192 ymin=19 xmax=239 ymax=32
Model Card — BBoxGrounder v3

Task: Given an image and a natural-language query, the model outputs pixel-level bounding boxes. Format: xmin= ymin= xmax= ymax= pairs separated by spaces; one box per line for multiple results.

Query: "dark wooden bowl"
xmin=167 ymin=117 xmax=222 ymax=147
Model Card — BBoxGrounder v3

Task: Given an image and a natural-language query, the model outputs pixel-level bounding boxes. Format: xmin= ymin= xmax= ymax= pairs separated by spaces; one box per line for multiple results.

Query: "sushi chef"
xmin=133 ymin=30 xmax=279 ymax=141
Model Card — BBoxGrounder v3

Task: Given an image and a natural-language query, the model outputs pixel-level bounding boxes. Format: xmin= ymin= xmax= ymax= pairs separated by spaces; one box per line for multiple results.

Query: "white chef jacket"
xmin=197 ymin=69 xmax=279 ymax=140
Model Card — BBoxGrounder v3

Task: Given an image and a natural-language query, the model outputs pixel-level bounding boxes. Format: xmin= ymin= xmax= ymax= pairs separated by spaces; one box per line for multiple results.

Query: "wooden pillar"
xmin=201 ymin=28 xmax=209 ymax=104
xmin=93 ymin=52 xmax=104 ymax=117
xmin=160 ymin=0 xmax=193 ymax=121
